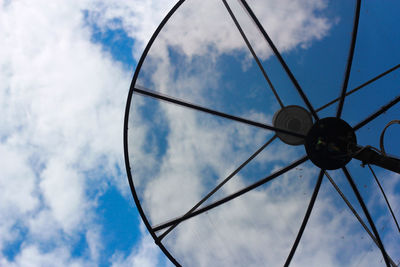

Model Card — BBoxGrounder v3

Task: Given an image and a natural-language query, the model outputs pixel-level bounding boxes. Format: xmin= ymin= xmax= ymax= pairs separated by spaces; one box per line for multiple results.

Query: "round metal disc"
xmin=273 ymin=105 xmax=313 ymax=145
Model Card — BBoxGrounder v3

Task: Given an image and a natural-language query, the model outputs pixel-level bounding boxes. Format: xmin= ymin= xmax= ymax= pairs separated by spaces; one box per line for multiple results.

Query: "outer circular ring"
xmin=123 ymin=1 xmax=187 ymax=266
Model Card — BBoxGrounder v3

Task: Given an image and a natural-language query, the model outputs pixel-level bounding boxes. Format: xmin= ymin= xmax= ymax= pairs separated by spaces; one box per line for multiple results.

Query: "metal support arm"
xmin=352 ymin=145 xmax=400 ymax=174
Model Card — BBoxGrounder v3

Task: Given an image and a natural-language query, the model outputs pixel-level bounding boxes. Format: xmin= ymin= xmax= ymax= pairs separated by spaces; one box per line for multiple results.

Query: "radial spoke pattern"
xmin=152 ymin=155 xmax=309 ymax=232
xmin=284 ymin=170 xmax=324 ymax=267
xmin=133 ymin=86 xmax=305 ymax=137
xmin=157 ymin=135 xmax=278 ymax=240
xmin=336 ymin=0 xmax=361 ymax=118
xmin=238 ymin=0 xmax=319 ymax=121
xmin=222 ymin=0 xmax=284 ymax=108
xmin=124 ymin=0 xmax=400 ymax=265
xmin=342 ymin=167 xmax=391 ymax=267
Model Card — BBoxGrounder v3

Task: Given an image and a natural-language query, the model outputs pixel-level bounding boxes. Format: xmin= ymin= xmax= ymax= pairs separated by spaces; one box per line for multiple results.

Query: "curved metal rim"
xmin=123 ymin=0 xmax=187 ymax=266
xmin=123 ymin=0 xmax=394 ymax=266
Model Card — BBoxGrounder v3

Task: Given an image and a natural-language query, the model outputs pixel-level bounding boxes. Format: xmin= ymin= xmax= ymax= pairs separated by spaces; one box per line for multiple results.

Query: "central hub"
xmin=304 ymin=117 xmax=356 ymax=170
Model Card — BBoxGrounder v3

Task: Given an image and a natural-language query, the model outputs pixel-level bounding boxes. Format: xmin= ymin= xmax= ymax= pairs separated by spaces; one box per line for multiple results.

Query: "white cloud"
xmin=85 ymin=0 xmax=332 ymax=61
xmin=111 ymin=225 xmax=166 ymax=267
xmin=86 ymin=227 xmax=103 ymax=262
xmin=85 ymin=0 xmax=178 ymax=60
xmin=0 ymin=143 xmax=38 ymax=251
xmin=0 ymin=0 xmax=140 ymax=264
xmin=0 ymin=144 xmax=38 ymax=214
xmin=0 ymin=245 xmax=88 ymax=267
xmin=1 ymin=0 xmax=398 ymax=266
xmin=40 ymin=158 xmax=86 ymax=233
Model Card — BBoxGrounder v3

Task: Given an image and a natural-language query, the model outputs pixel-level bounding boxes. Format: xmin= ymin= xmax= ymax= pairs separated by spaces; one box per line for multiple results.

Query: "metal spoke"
xmin=368 ymin=164 xmax=400 ymax=233
xmin=157 ymin=135 xmax=278 ymax=240
xmin=316 ymin=63 xmax=400 ymax=113
xmin=324 ymin=171 xmax=397 ymax=267
xmin=134 ymin=86 xmax=305 ymax=138
xmin=222 ymin=0 xmax=284 ymax=108
xmin=336 ymin=0 xmax=361 ymax=118
xmin=238 ymin=0 xmax=319 ymax=121
xmin=152 ymin=155 xmax=309 ymax=232
xmin=284 ymin=170 xmax=324 ymax=267
xmin=342 ymin=167 xmax=390 ymax=267
xmin=353 ymin=95 xmax=400 ymax=131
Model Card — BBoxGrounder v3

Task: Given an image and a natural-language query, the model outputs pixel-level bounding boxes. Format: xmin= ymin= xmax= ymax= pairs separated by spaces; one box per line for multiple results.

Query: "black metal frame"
xmin=336 ymin=0 xmax=362 ymax=118
xmin=133 ymin=86 xmax=305 ymax=138
xmin=152 ymin=155 xmax=308 ymax=232
xmin=157 ymin=135 xmax=278 ymax=241
xmin=123 ymin=0 xmax=399 ymax=266
xmin=222 ymin=0 xmax=284 ymax=108
xmin=284 ymin=170 xmax=324 ymax=266
xmin=368 ymin=165 xmax=400 ymax=233
xmin=324 ymin=171 xmax=397 ymax=267
xmin=342 ymin=167 xmax=390 ymax=266
xmin=316 ymin=63 xmax=400 ymax=112
xmin=238 ymin=0 xmax=319 ymax=121
xmin=123 ymin=1 xmax=187 ymax=266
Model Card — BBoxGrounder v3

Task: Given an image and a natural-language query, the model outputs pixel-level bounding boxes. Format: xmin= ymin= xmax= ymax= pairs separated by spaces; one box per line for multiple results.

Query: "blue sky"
xmin=1 ymin=0 xmax=399 ymax=266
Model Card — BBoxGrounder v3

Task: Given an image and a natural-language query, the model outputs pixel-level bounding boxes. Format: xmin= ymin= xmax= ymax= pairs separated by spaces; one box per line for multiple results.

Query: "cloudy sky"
xmin=1 ymin=0 xmax=399 ymax=266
